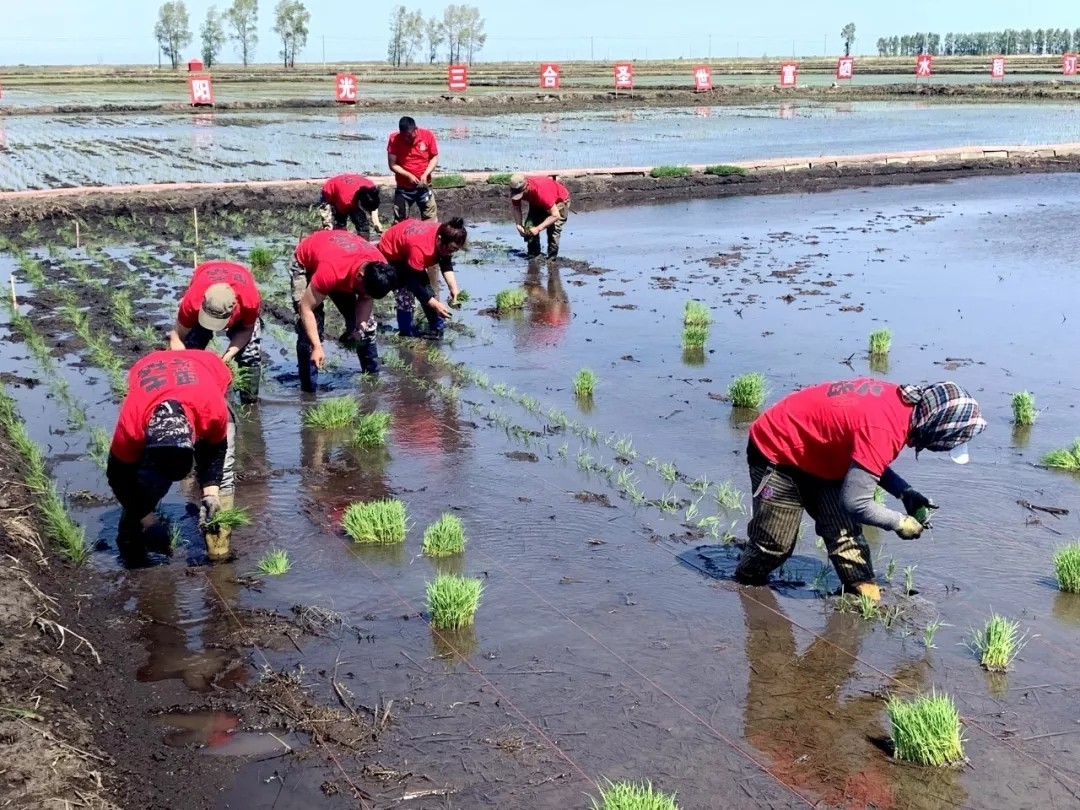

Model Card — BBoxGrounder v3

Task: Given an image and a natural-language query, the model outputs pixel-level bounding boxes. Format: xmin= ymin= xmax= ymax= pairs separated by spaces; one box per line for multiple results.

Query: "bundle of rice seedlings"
xmin=302 ymin=396 xmax=359 ymax=428
xmin=257 ymin=548 xmax=292 ymax=576
xmin=1054 ymin=543 xmax=1080 ymax=593
xmin=495 ymin=288 xmax=527 ymax=311
xmin=425 ymin=573 xmax=483 ymax=629
xmin=202 ymin=507 xmax=252 ymax=531
xmin=727 ymin=373 xmax=768 ymax=409
xmin=649 ymin=165 xmax=692 ymax=178
xmin=868 ymin=328 xmax=892 ymax=356
xmin=431 ymin=174 xmax=467 ymax=188
xmin=683 ymin=301 xmax=711 ymax=327
xmin=342 ymin=499 xmax=408 ymax=544
xmin=422 ymin=513 xmax=467 ymax=556
xmin=967 ymin=613 xmax=1026 ymax=671
xmin=486 ymin=173 xmax=513 ymax=185
xmin=704 ymin=164 xmax=747 ymax=176
xmin=1042 ymin=439 xmax=1080 ymax=470
xmin=682 ymin=325 xmax=708 ymax=349
xmin=591 ymin=779 xmax=679 ymax=810
xmin=886 ymin=691 xmax=965 ymax=766
xmin=573 ymin=368 xmax=597 ymax=397
xmin=1011 ymin=391 xmax=1037 ymax=426
xmin=354 ymin=411 xmax=392 ymax=447
xmin=249 ymin=245 xmax=275 ymax=278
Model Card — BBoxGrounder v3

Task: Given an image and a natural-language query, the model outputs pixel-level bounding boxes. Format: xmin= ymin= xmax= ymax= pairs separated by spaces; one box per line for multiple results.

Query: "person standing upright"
xmin=387 ymin=116 xmax=439 ymax=223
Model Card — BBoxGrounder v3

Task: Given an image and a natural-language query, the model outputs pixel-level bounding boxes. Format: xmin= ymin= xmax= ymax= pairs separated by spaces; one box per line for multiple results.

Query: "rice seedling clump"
xmin=249 ymin=245 xmax=275 ymax=278
xmin=573 ymin=368 xmax=597 ymax=397
xmin=202 ymin=507 xmax=253 ymax=531
xmin=704 ymin=164 xmax=748 ymax=176
xmin=887 ymin=691 xmax=965 ymax=766
xmin=683 ymin=300 xmax=711 ymax=327
xmin=967 ymin=613 xmax=1026 ymax=671
xmin=257 ymin=548 xmax=292 ymax=576
xmin=591 ymin=779 xmax=680 ymax=810
xmin=1042 ymin=439 xmax=1080 ymax=470
xmin=1011 ymin=391 xmax=1037 ymax=426
xmin=302 ymin=395 xmax=359 ymax=428
xmin=426 ymin=573 xmax=484 ymax=629
xmin=342 ymin=499 xmax=408 ymax=544
xmin=486 ymin=172 xmax=512 ymax=185
xmin=354 ymin=411 xmax=392 ymax=447
xmin=495 ymin=288 xmax=527 ymax=311
xmin=431 ymin=174 xmax=467 ymax=188
xmin=728 ymin=373 xmax=768 ymax=409
xmin=682 ymin=325 xmax=708 ymax=349
xmin=422 ymin=513 xmax=467 ymax=556
xmin=649 ymin=165 xmax=692 ymax=178
xmin=868 ymin=328 xmax=892 ymax=356
xmin=1054 ymin=543 xmax=1080 ymax=593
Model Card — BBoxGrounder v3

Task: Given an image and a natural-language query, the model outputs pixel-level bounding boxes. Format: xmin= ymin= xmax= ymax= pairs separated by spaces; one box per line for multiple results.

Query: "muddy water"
xmin=3 ymin=101 xmax=1080 ymax=189
xmin=3 ymin=172 xmax=1080 ymax=807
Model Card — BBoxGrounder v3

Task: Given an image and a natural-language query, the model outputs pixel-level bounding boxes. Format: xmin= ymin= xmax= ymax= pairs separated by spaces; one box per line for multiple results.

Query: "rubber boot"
xmin=396 ymin=308 xmax=416 ymax=337
xmin=203 ymin=491 xmax=234 ymax=562
xmin=357 ymin=337 xmax=379 ymax=375
xmin=851 ymin=581 xmax=881 ymax=603
xmin=296 ymin=338 xmax=318 ymax=393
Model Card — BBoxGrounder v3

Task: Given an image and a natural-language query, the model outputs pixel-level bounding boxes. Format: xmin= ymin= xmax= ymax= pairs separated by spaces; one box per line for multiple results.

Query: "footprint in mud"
xmin=504 ymin=451 xmax=539 ymax=463
xmin=575 ymin=491 xmax=615 ymax=508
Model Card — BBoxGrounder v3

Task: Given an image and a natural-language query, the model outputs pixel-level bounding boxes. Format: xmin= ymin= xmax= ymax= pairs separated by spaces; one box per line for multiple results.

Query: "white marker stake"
xmin=193 ymin=208 xmax=199 ymax=247
xmin=10 ymin=275 xmax=16 ymax=308
xmin=75 ymin=220 xmax=80 ymax=249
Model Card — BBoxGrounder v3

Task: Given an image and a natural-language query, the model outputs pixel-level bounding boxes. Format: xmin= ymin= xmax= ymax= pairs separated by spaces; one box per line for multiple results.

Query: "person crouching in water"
xmin=377 ymin=217 xmax=464 ymax=338
xmin=319 ymin=173 xmax=385 ymax=239
xmin=107 ymin=350 xmax=235 ymax=562
xmin=290 ymin=230 xmax=400 ymax=391
xmin=508 ymin=173 xmax=571 ymax=259
xmin=734 ymin=379 xmax=987 ymax=602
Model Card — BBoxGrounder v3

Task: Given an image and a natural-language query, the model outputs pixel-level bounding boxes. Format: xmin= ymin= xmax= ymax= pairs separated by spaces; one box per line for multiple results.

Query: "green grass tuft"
xmin=495 ymin=288 xmax=528 ymax=311
xmin=727 ymin=373 xmax=768 ymax=409
xmin=682 ymin=325 xmax=708 ymax=349
xmin=683 ymin=300 xmax=711 ymax=327
xmin=1042 ymin=439 xmax=1080 ymax=470
xmin=354 ymin=411 xmax=392 ymax=447
xmin=202 ymin=507 xmax=253 ymax=531
xmin=249 ymin=245 xmax=275 ymax=279
xmin=257 ymin=548 xmax=292 ymax=576
xmin=422 ymin=513 xmax=467 ymax=556
xmin=426 ymin=573 xmax=484 ymax=630
xmin=1011 ymin=391 xmax=1037 ymax=426
xmin=704 ymin=164 xmax=748 ymax=176
xmin=967 ymin=613 xmax=1026 ymax=672
xmin=486 ymin=172 xmax=513 ymax=185
xmin=431 ymin=174 xmax=467 ymax=189
xmin=649 ymin=165 xmax=692 ymax=178
xmin=591 ymin=779 xmax=680 ymax=810
xmin=302 ymin=396 xmax=359 ymax=428
xmin=342 ymin=499 xmax=408 ymax=544
xmin=1054 ymin=543 xmax=1080 ymax=593
xmin=869 ymin=328 xmax=892 ymax=356
xmin=887 ymin=691 xmax=965 ymax=766
xmin=573 ymin=368 xmax=597 ymax=397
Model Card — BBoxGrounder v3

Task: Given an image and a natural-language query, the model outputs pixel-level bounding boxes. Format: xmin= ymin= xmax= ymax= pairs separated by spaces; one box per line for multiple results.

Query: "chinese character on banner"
xmin=990 ymin=56 xmax=1005 ymax=80
xmin=916 ymin=54 xmax=933 ymax=78
xmin=540 ymin=63 xmax=561 ymax=89
xmin=448 ymin=64 xmax=468 ymax=92
xmin=693 ymin=65 xmax=713 ymax=92
xmin=188 ymin=75 xmax=214 ymax=106
xmin=614 ymin=63 xmax=634 ymax=90
xmin=335 ymin=73 xmax=357 ymax=103
xmin=779 ymin=62 xmax=798 ymax=87
xmin=1065 ymin=53 xmax=1079 ymax=76
xmin=836 ymin=57 xmax=854 ymax=80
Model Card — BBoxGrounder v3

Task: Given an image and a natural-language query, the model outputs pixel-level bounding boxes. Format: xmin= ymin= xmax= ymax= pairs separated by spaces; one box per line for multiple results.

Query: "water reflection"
xmin=513 ymin=260 xmax=571 ymax=351
xmin=430 ymin=625 xmax=479 ymax=662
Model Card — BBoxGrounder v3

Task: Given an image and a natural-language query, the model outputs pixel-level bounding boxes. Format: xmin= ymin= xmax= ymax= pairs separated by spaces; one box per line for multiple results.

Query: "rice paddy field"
xmin=2 ymin=170 xmax=1080 ymax=807
xmin=3 ymin=100 xmax=1080 ymax=190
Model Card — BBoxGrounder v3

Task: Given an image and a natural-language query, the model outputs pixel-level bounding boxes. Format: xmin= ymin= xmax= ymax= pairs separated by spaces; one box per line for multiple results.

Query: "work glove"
xmin=895 ymin=515 xmax=925 ymax=540
xmin=900 ymin=487 xmax=937 ymax=521
xmin=199 ymin=493 xmax=222 ymax=526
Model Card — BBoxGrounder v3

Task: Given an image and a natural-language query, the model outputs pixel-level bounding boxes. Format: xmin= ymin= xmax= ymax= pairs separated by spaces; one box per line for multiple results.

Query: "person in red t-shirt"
xmin=168 ymin=261 xmax=263 ymax=404
xmin=107 ymin=350 xmax=235 ymax=563
xmin=319 ymin=173 xmax=384 ymax=239
xmin=290 ymin=230 xmax=400 ymax=391
xmin=386 ymin=116 xmax=439 ymax=223
xmin=508 ymin=173 xmax=571 ymax=258
xmin=735 ymin=379 xmax=987 ymax=601
xmin=377 ymin=218 xmax=463 ymax=337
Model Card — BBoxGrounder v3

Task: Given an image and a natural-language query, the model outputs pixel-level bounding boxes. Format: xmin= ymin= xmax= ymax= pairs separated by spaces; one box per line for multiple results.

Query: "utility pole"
xmin=708 ymin=34 xmax=712 ymax=59
xmin=590 ymin=37 xmax=594 ymax=61
xmin=322 ymin=35 xmax=325 ymax=68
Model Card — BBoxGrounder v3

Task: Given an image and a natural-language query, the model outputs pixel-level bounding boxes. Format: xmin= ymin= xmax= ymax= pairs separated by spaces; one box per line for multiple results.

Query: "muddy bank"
xmin=4 ymin=81 xmax=1080 ymax=118
xmin=4 ymin=151 xmax=1080 ymax=228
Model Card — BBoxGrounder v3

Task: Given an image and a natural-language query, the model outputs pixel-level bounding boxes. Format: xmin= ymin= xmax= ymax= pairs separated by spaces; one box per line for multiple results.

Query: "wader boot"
xmin=203 ymin=491 xmax=235 ymax=562
xmin=396 ymin=308 xmax=416 ymax=337
xmin=851 ymin=582 xmax=881 ymax=603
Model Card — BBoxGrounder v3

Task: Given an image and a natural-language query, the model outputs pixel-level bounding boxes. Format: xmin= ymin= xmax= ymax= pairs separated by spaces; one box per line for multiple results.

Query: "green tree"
xmin=154 ymin=1 xmax=192 ymax=69
xmin=459 ymin=5 xmax=486 ymax=64
xmin=200 ymin=6 xmax=226 ymax=67
xmin=840 ymin=23 xmax=856 ymax=56
xmin=225 ymin=0 xmax=258 ymax=66
xmin=425 ymin=16 xmax=445 ymax=64
xmin=273 ymin=0 xmax=309 ymax=67
xmin=387 ymin=5 xmax=405 ymax=66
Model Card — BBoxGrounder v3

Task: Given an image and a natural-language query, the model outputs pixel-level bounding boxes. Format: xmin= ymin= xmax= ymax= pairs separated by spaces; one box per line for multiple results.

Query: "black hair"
xmin=437 ymin=217 xmax=468 ymax=249
xmin=362 ymin=262 xmax=399 ymax=299
xmin=398 ymin=116 xmax=417 ymax=132
xmin=354 ymin=185 xmax=381 ymax=213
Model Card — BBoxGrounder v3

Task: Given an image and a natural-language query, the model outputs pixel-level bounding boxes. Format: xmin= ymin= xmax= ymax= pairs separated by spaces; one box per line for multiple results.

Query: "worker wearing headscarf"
xmin=734 ymin=379 xmax=987 ymax=601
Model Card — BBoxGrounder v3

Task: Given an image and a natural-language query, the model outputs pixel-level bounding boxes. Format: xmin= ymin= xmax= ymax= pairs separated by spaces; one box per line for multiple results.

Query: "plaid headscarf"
xmin=145 ymin=400 xmax=193 ymax=451
xmin=899 ymin=382 xmax=987 ymax=454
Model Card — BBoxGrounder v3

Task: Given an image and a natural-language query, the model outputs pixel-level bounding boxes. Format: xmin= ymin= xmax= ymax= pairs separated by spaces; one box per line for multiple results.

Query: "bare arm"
xmin=352 ymin=297 xmax=374 ymax=333
xmin=388 ymin=153 xmax=418 ymax=185
xmin=511 ymin=200 xmax=525 ymax=233
xmin=421 ymin=155 xmax=438 ymax=185
xmin=220 ymin=324 xmax=255 ymax=364
xmin=529 ymin=204 xmax=562 ymax=235
xmin=441 ymin=269 xmax=460 ymax=300
xmin=298 ymin=287 xmax=328 ymax=367
xmin=168 ymin=321 xmax=192 ymax=351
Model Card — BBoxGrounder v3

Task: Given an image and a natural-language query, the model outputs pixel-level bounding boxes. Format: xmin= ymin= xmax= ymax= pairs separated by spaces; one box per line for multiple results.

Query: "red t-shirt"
xmin=387 ymin=128 xmax=439 ymax=189
xmin=749 ymin=379 xmax=912 ymax=481
xmin=522 ymin=176 xmax=570 ymax=211
xmin=377 ymin=220 xmax=442 ymax=273
xmin=294 ymin=231 xmax=386 ymax=296
xmin=177 ymin=261 xmax=262 ymax=330
xmin=322 ymin=173 xmax=376 ymax=214
xmin=110 ymin=350 xmax=232 ymax=463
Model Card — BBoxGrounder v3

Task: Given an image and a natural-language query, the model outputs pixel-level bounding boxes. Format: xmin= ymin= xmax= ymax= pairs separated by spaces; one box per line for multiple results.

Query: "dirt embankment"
xmin=3 ymin=151 xmax=1080 ymax=229
xmin=3 ymin=81 xmax=1080 ymax=118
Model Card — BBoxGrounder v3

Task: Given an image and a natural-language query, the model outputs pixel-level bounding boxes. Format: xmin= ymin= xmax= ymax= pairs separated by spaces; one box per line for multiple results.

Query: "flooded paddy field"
xmin=3 ymin=100 xmax=1080 ymax=190
xmin=2 ymin=172 xmax=1080 ymax=808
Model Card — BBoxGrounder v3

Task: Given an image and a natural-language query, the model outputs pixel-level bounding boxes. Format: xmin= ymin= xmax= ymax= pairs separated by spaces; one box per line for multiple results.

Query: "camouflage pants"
xmin=735 ymin=441 xmax=874 ymax=588
xmin=525 ymin=200 xmax=570 ymax=258
xmin=183 ymin=319 xmax=263 ymax=405
xmin=393 ymin=186 xmax=438 ymax=223
xmin=318 ymin=199 xmax=372 ymax=241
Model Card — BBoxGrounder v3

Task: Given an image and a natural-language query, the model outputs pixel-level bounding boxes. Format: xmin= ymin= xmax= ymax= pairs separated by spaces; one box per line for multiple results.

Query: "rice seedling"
xmin=591 ymin=778 xmax=679 ymax=810
xmin=1053 ymin=543 xmax=1080 ymax=593
xmin=613 ymin=435 xmax=636 ymax=460
xmin=967 ymin=613 xmax=1026 ymax=672
xmin=111 ymin=290 xmax=135 ymax=334
xmin=1011 ymin=390 xmax=1037 ymax=426
xmin=649 ymin=165 xmax=692 ymax=178
xmin=431 ymin=174 xmax=467 ymax=189
xmin=714 ymin=481 xmax=743 ymax=511
xmin=880 ymin=604 xmax=904 ymax=629
xmin=884 ymin=556 xmax=897 ymax=581
xmin=202 ymin=507 xmax=253 ymax=531
xmin=683 ymin=300 xmax=711 ymax=327
xmin=342 ymin=499 xmax=408 ymax=544
xmin=682 ymin=325 xmax=709 ymax=349
xmin=249 ymin=245 xmax=275 ymax=280
xmin=573 ymin=368 xmax=597 ymax=397
xmin=486 ymin=172 xmax=513 ymax=185
xmin=903 ymin=565 xmax=917 ymax=595
xmin=688 ymin=474 xmax=710 ymax=494
xmin=302 ymin=396 xmax=359 ymax=428
xmin=658 ymin=491 xmax=680 ymax=513
xmin=426 ymin=573 xmax=483 ymax=630
xmin=88 ymin=427 xmax=110 ymax=469
xmin=868 ymin=328 xmax=893 ymax=356
xmin=857 ymin=592 xmax=879 ymax=621
xmin=923 ymin=619 xmax=946 ymax=649
xmin=658 ymin=462 xmax=678 ymax=484
xmin=495 ymin=288 xmax=527 ymax=311
xmin=577 ymin=449 xmax=594 ymax=471
xmin=886 ymin=691 xmax=965 ymax=766
xmin=354 ymin=411 xmax=392 ymax=448
xmin=257 ymin=548 xmax=292 ymax=576
xmin=727 ymin=373 xmax=768 ymax=409
xmin=704 ymin=164 xmax=748 ymax=176
xmin=810 ymin=563 xmax=831 ymax=594
xmin=1042 ymin=438 xmax=1080 ymax=470
xmin=557 ymin=443 xmax=568 ymax=458
xmin=684 ymin=499 xmax=701 ymax=522
xmin=616 ymin=468 xmax=635 ymax=491
xmin=422 ymin=513 xmax=467 ymax=557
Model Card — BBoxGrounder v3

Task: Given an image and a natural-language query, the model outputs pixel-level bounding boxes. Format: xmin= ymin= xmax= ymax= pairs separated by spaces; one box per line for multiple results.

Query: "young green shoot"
xmin=495 ymin=288 xmax=528 ymax=311
xmin=727 ymin=373 xmax=768 ymax=409
xmin=714 ymin=481 xmax=743 ymax=511
xmin=426 ymin=573 xmax=483 ymax=629
xmin=1011 ymin=391 xmax=1037 ymax=426
xmin=257 ymin=548 xmax=292 ymax=576
xmin=354 ymin=411 xmax=392 ymax=448
xmin=573 ymin=368 xmax=597 ymax=398
xmin=302 ymin=396 xmax=359 ymax=428
xmin=591 ymin=779 xmax=679 ymax=810
xmin=202 ymin=507 xmax=253 ymax=531
xmin=1053 ymin=543 xmax=1080 ymax=593
xmin=885 ymin=556 xmax=897 ymax=582
xmin=967 ymin=613 xmax=1026 ymax=672
xmin=887 ymin=691 xmax=965 ymax=766
xmin=688 ymin=474 xmax=711 ymax=494
xmin=923 ymin=619 xmax=946 ymax=649
xmin=613 ymin=435 xmax=636 ymax=460
xmin=903 ymin=565 xmax=917 ymax=595
xmin=1042 ymin=439 xmax=1080 ymax=470
xmin=659 ymin=462 xmax=678 ymax=485
xmin=649 ymin=165 xmax=692 ymax=178
xmin=683 ymin=300 xmax=711 ymax=327
xmin=342 ymin=499 xmax=408 ymax=544
xmin=868 ymin=328 xmax=893 ymax=356
xmin=422 ymin=513 xmax=467 ymax=557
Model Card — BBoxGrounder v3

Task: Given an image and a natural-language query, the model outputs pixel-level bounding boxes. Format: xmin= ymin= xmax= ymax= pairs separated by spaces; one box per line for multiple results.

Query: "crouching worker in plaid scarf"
xmin=734 ymin=379 xmax=987 ymax=602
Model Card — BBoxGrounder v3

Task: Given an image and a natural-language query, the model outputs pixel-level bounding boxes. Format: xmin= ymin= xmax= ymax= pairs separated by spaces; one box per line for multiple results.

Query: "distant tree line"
xmin=387 ymin=4 xmax=486 ymax=67
xmin=876 ymin=29 xmax=1080 ymax=57
xmin=155 ymin=0 xmax=309 ymax=68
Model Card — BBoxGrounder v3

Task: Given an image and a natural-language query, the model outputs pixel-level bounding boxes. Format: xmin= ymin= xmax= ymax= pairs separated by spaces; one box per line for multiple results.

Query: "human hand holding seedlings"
xmin=900 ymin=487 xmax=936 ymax=522
xmin=895 ymin=515 xmax=925 ymax=539
xmin=199 ymin=491 xmax=222 ymax=525
xmin=428 ymin=297 xmax=452 ymax=319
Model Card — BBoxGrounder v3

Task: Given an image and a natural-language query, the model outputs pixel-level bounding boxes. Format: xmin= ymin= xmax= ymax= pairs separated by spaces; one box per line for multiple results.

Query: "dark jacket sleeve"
xmin=403 ymin=272 xmax=435 ymax=303
xmin=193 ymin=440 xmax=227 ymax=489
xmin=840 ymin=463 xmax=907 ymax=531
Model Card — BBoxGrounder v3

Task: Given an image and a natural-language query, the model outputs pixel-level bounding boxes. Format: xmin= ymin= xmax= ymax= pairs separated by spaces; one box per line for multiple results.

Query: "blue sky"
xmin=0 ymin=0 xmax=1059 ymax=65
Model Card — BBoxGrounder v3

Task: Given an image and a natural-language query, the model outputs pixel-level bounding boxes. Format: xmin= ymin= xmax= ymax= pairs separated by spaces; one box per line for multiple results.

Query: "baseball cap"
xmin=509 ymin=173 xmax=527 ymax=201
xmin=199 ymin=283 xmax=236 ymax=331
